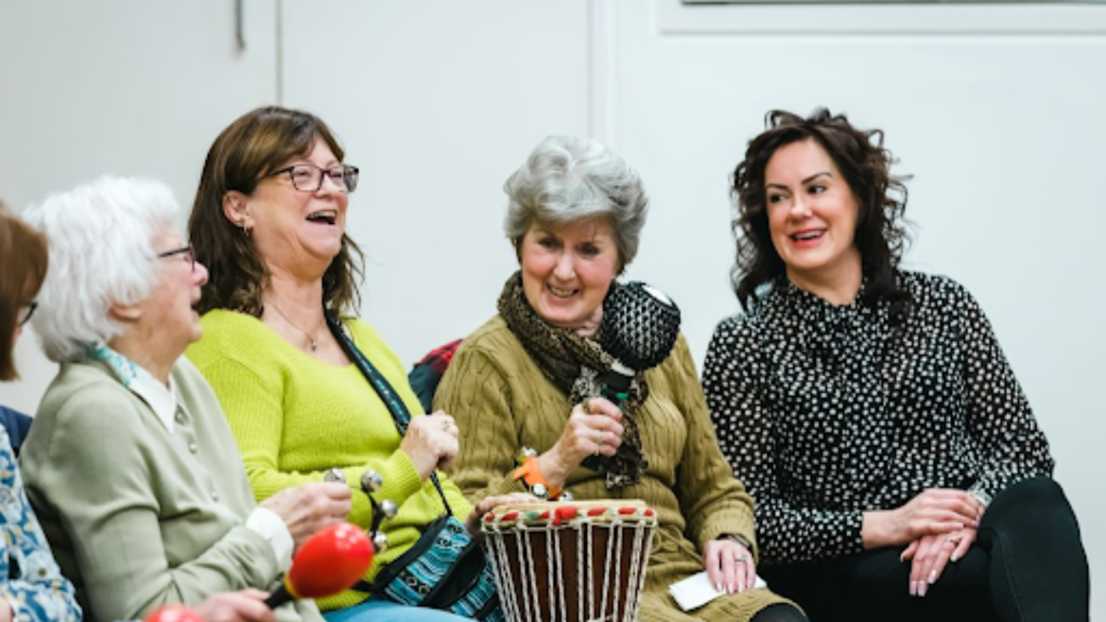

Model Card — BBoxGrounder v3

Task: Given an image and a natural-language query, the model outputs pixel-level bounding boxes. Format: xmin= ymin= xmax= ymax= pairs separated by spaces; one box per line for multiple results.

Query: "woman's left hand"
xmin=703 ymin=538 xmax=756 ymax=594
xmin=465 ymin=492 xmax=538 ymax=538
xmin=901 ymin=526 xmax=977 ymax=597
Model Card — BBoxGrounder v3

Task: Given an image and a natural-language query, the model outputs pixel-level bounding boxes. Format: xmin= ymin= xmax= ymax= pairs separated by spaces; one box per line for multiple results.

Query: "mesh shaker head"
xmin=599 ymin=281 xmax=681 ymax=371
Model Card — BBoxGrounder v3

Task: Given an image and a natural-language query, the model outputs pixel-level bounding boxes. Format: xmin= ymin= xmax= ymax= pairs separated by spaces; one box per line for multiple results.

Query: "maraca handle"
xmin=263 ymin=583 xmax=293 ymax=609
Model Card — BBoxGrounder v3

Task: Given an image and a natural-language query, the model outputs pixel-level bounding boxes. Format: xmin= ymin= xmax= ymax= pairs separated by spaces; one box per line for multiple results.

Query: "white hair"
xmin=503 ymin=135 xmax=649 ymax=269
xmin=21 ymin=177 xmax=180 ymax=362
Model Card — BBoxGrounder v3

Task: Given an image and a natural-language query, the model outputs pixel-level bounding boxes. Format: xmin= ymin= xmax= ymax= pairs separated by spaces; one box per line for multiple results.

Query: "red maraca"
xmin=265 ymin=522 xmax=374 ymax=607
xmin=143 ymin=604 xmax=205 ymax=622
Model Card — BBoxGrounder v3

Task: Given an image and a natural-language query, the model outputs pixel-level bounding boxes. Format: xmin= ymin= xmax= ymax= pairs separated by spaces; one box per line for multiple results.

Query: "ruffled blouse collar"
xmin=758 ymin=275 xmax=893 ymax=340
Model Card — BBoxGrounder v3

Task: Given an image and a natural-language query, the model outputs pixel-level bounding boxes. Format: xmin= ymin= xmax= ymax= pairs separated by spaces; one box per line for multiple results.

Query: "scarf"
xmin=497 ymin=271 xmax=647 ymax=488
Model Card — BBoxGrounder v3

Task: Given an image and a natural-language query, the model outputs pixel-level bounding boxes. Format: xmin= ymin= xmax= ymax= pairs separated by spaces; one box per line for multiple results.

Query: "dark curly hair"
xmin=730 ymin=108 xmax=911 ymax=320
xmin=188 ymin=106 xmax=364 ymax=317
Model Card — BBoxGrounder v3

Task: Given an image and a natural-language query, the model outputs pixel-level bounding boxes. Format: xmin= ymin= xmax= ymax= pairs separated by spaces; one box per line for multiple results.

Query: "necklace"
xmin=267 ymin=299 xmax=324 ymax=352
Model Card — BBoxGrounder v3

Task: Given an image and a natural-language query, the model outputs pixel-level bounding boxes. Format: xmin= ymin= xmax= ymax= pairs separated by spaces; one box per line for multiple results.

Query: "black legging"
xmin=759 ymin=477 xmax=1089 ymax=622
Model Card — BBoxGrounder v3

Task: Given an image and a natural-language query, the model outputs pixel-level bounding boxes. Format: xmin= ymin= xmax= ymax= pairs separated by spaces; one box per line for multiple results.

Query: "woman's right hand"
xmin=193 ymin=590 xmax=275 ymax=622
xmin=260 ymin=482 xmax=352 ymax=550
xmin=465 ymin=492 xmax=538 ymax=537
xmin=537 ymin=397 xmax=624 ymax=489
xmin=862 ymin=488 xmax=982 ymax=549
xmin=400 ymin=412 xmax=460 ymax=481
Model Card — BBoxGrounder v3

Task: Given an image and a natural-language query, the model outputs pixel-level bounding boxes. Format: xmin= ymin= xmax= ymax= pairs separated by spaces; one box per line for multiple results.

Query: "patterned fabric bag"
xmin=370 ymin=514 xmax=501 ymax=619
xmin=325 ymin=314 xmax=503 ymax=621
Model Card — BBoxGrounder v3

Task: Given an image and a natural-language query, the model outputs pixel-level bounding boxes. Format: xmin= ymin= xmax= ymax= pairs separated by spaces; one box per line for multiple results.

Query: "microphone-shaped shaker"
xmin=583 ymin=281 xmax=681 ymax=471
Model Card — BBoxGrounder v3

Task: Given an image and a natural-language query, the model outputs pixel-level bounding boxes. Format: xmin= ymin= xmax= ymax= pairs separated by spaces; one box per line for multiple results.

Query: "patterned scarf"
xmin=497 ymin=271 xmax=647 ymax=488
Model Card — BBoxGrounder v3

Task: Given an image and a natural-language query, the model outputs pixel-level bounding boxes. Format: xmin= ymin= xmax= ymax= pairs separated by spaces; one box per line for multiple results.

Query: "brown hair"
xmin=188 ymin=105 xmax=364 ymax=316
xmin=730 ymin=108 xmax=911 ymax=320
xmin=0 ymin=203 xmax=49 ymax=380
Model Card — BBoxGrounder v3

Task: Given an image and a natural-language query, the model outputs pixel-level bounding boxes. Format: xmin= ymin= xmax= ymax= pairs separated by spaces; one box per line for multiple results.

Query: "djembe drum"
xmin=481 ymin=499 xmax=657 ymax=622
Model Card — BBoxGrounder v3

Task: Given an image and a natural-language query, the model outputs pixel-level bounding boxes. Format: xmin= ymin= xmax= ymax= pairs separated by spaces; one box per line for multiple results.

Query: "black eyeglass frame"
xmin=266 ymin=163 xmax=360 ymax=193
xmin=157 ymin=245 xmax=196 ymax=272
xmin=17 ymin=301 xmax=38 ymax=327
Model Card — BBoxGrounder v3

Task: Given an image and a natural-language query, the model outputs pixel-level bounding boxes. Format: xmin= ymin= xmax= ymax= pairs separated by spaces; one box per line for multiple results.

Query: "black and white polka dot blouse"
xmin=702 ymin=271 xmax=1054 ymax=565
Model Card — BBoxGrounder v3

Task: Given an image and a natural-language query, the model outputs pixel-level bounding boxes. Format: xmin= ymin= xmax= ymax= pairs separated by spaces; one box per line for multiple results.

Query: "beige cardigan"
xmin=435 ymin=315 xmax=792 ymax=621
xmin=20 ymin=356 xmax=322 ymax=622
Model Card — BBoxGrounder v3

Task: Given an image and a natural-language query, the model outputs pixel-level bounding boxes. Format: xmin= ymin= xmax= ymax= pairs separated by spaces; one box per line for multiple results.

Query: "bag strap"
xmin=325 ymin=312 xmax=455 ymax=517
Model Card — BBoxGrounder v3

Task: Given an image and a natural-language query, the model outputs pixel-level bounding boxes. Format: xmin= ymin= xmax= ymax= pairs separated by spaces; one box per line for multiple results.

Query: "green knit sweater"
xmin=186 ymin=310 xmax=472 ymax=611
xmin=435 ymin=315 xmax=792 ymax=622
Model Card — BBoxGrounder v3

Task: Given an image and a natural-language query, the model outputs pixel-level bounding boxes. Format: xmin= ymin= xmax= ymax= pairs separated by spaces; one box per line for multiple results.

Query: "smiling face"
xmin=240 ymin=137 xmax=349 ymax=279
xmin=764 ymin=138 xmax=862 ymax=287
xmin=136 ymin=229 xmax=209 ymax=355
xmin=518 ymin=217 xmax=620 ymax=331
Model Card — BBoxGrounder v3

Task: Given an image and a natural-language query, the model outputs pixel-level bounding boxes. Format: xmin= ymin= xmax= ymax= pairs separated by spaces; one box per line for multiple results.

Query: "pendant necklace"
xmin=268 ymin=299 xmax=323 ymax=352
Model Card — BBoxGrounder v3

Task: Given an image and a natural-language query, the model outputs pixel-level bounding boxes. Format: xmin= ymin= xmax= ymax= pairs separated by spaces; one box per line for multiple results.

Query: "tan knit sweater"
xmin=435 ymin=315 xmax=792 ymax=621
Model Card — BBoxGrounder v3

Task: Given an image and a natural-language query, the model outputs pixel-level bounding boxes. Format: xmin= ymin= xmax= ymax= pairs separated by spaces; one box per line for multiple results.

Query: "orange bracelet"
xmin=512 ymin=454 xmax=562 ymax=500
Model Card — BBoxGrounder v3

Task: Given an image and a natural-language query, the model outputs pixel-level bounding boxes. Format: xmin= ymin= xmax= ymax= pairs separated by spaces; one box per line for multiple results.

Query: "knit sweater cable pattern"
xmin=435 ymin=315 xmax=793 ymax=622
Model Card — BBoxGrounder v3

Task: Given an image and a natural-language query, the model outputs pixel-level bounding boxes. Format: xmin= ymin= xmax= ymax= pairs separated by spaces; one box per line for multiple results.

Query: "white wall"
xmin=609 ymin=0 xmax=1105 ymax=611
xmin=0 ymin=0 xmax=278 ymax=412
xmin=0 ymin=1 xmax=1101 ymax=614
xmin=287 ymin=0 xmax=1104 ymax=611
xmin=279 ymin=1 xmax=594 ymax=360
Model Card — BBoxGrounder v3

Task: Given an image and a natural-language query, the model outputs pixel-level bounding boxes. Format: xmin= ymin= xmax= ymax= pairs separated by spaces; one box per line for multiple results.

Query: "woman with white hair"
xmin=434 ymin=136 xmax=805 ymax=622
xmin=18 ymin=176 xmax=352 ymax=622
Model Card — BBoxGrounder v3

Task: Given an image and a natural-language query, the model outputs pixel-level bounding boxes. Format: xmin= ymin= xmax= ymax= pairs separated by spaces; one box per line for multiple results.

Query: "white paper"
xmin=668 ymin=570 xmax=768 ymax=611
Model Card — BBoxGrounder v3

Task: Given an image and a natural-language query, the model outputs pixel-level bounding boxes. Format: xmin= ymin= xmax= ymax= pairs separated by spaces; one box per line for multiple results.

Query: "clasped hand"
xmin=864 ymin=488 xmax=984 ymax=598
xmin=400 ymin=411 xmax=461 ymax=480
xmin=260 ymin=482 xmax=352 ymax=550
xmin=536 ymin=397 xmax=623 ymax=489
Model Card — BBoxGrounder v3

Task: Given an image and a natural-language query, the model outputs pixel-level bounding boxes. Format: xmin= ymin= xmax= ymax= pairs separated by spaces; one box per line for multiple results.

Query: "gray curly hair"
xmin=503 ymin=135 xmax=648 ymax=271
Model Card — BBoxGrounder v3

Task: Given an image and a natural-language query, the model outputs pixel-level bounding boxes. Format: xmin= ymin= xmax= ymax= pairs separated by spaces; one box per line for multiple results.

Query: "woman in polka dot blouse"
xmin=702 ymin=109 xmax=1088 ymax=621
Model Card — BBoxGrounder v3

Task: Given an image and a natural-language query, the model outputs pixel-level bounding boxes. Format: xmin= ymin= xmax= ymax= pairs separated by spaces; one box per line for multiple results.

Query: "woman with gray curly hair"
xmin=435 ymin=136 xmax=805 ymax=622
xmin=18 ymin=176 xmax=352 ymax=622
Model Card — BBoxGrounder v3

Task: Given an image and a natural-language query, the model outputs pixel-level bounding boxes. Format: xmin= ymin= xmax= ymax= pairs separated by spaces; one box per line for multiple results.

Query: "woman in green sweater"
xmin=434 ymin=135 xmax=805 ymax=622
xmin=185 ymin=106 xmax=518 ymax=622
xmin=19 ymin=177 xmax=341 ymax=622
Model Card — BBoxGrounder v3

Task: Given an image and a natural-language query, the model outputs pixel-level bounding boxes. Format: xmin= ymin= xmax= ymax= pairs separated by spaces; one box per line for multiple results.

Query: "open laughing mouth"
xmin=306 ymin=209 xmax=338 ymax=225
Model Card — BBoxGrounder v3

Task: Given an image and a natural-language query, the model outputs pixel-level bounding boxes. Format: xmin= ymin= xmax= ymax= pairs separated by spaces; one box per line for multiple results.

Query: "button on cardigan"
xmin=20 ymin=357 xmax=321 ymax=622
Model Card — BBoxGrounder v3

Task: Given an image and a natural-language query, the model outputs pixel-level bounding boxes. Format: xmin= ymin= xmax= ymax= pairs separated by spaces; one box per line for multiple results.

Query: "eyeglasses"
xmin=266 ymin=163 xmax=360 ymax=193
xmin=157 ymin=244 xmax=196 ymax=272
xmin=17 ymin=301 xmax=37 ymax=327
